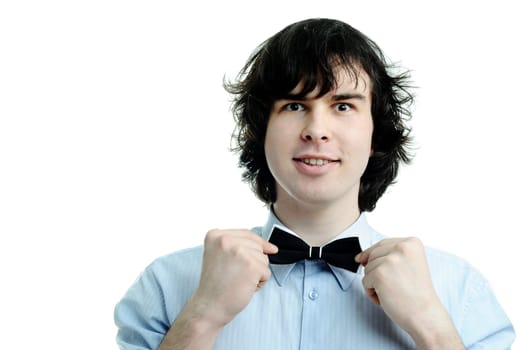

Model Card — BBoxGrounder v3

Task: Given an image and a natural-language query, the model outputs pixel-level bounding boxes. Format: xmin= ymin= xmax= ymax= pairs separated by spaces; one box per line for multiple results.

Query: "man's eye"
xmin=284 ymin=103 xmax=304 ymax=112
xmin=336 ymin=103 xmax=353 ymax=112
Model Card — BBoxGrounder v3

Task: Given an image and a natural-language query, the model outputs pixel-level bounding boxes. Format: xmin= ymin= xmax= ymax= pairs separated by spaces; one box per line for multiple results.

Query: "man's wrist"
xmin=158 ymin=295 xmax=224 ymax=350
xmin=407 ymin=303 xmax=464 ymax=350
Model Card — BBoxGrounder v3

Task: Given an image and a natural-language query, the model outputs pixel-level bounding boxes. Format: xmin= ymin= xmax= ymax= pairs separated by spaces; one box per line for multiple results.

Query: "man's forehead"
xmin=289 ymin=65 xmax=371 ymax=97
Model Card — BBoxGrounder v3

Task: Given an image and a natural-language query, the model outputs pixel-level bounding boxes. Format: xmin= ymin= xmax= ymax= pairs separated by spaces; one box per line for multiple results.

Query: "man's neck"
xmin=272 ymin=200 xmax=361 ymax=246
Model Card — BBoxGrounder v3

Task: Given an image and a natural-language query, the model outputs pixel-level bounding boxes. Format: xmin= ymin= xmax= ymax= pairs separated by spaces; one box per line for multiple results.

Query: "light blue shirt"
xmin=114 ymin=212 xmax=515 ymax=349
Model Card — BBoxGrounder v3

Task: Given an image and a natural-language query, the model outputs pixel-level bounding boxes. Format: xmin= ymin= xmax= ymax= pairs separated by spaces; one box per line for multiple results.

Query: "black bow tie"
xmin=268 ymin=227 xmax=362 ymax=272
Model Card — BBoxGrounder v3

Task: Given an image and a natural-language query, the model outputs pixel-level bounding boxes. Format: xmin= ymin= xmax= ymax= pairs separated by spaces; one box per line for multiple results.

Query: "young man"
xmin=114 ymin=18 xmax=514 ymax=349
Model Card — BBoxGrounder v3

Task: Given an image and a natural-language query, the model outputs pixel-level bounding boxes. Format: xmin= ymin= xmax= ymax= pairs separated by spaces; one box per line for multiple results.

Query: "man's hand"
xmin=192 ymin=229 xmax=278 ymax=326
xmin=355 ymin=237 xmax=464 ymax=349
xmin=159 ymin=229 xmax=277 ymax=350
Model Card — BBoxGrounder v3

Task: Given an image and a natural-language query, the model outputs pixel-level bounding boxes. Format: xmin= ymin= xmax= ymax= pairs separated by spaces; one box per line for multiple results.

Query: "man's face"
xmin=264 ymin=66 xmax=373 ymax=209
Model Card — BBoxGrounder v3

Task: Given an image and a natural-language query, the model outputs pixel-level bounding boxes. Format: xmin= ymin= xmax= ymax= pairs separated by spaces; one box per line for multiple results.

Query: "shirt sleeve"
xmin=114 ymin=265 xmax=170 ymax=350
xmin=459 ymin=270 xmax=515 ymax=349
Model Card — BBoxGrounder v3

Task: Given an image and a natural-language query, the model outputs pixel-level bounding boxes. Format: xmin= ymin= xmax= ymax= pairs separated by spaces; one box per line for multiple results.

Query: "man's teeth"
xmin=302 ymin=158 xmax=330 ymax=166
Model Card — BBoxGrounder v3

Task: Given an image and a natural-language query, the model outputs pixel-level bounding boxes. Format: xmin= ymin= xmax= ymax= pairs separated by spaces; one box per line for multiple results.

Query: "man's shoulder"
xmin=424 ymin=244 xmax=481 ymax=277
xmin=423 ymin=244 xmax=491 ymax=306
xmin=146 ymin=244 xmax=204 ymax=275
xmin=144 ymin=226 xmax=265 ymax=276
xmin=371 ymin=228 xmax=488 ymax=290
xmin=371 ymin=228 xmax=482 ymax=277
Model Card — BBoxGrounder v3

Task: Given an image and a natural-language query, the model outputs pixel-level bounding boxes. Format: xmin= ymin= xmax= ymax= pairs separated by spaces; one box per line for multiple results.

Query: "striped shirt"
xmin=114 ymin=211 xmax=515 ymax=349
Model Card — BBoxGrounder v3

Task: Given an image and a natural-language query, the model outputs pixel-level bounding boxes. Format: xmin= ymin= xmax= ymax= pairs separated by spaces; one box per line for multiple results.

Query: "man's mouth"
xmin=293 ymin=158 xmax=339 ymax=166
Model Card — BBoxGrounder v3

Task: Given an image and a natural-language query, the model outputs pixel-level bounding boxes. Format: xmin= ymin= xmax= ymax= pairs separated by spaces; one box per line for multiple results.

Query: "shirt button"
xmin=308 ymin=289 xmax=319 ymax=300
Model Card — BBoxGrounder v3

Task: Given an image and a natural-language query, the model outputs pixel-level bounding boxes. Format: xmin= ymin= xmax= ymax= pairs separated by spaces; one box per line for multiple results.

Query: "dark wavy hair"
xmin=225 ymin=18 xmax=414 ymax=212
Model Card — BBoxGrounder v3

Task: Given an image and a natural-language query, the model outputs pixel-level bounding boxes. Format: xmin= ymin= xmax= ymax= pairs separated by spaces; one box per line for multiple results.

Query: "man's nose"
xmin=300 ymin=111 xmax=331 ymax=143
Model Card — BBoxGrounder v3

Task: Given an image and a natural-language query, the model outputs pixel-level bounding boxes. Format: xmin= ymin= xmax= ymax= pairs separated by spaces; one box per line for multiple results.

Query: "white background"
xmin=1 ymin=0 xmax=524 ymax=348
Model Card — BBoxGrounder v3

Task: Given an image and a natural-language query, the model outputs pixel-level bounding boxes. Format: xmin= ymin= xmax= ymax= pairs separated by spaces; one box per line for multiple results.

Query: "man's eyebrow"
xmin=281 ymin=94 xmax=306 ymax=101
xmin=331 ymin=93 xmax=367 ymax=101
xmin=279 ymin=92 xmax=367 ymax=101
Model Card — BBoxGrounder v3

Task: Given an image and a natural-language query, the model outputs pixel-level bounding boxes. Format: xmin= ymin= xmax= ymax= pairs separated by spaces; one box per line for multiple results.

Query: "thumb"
xmin=263 ymin=241 xmax=279 ymax=255
xmin=355 ymin=249 xmax=370 ymax=265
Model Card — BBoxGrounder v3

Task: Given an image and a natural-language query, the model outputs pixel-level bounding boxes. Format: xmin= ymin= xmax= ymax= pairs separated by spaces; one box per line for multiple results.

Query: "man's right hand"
xmin=159 ymin=229 xmax=277 ymax=350
xmin=191 ymin=229 xmax=278 ymax=327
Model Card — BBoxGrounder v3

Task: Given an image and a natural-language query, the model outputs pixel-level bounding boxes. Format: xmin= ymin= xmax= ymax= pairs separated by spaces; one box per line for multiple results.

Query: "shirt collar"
xmin=261 ymin=207 xmax=377 ymax=290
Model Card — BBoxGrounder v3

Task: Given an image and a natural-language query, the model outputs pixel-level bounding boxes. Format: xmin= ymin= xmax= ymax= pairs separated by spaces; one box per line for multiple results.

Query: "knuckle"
xmin=263 ymin=266 xmax=272 ymax=279
xmin=231 ymin=244 xmax=244 ymax=257
xmin=205 ymin=229 xmax=220 ymax=242
xmin=375 ymin=265 xmax=389 ymax=280
xmin=384 ymin=253 xmax=400 ymax=266
xmin=395 ymin=237 xmax=421 ymax=254
xmin=205 ymin=230 xmax=236 ymax=252
xmin=406 ymin=236 xmax=423 ymax=246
